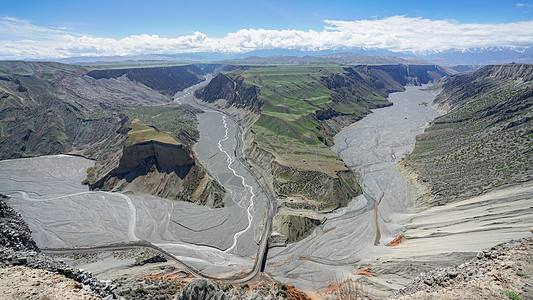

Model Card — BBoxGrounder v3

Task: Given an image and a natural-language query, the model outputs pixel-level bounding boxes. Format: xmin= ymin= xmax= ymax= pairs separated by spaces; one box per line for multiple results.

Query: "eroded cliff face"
xmin=0 ymin=61 xmax=226 ymax=208
xmin=194 ymin=73 xmax=262 ymax=112
xmin=86 ymin=65 xmax=206 ymax=96
xmin=317 ymin=66 xmax=405 ymax=139
xmin=354 ymin=64 xmax=451 ymax=87
xmin=88 ymin=140 xmax=225 ymax=208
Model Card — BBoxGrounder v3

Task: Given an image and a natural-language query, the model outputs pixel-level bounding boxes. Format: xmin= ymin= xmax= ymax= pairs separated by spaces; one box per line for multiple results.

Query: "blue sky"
xmin=1 ymin=0 xmax=533 ymax=59
xmin=4 ymin=0 xmax=532 ymax=37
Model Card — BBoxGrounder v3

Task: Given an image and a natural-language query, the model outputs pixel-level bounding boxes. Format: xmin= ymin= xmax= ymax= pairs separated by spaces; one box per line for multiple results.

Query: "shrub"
xmin=505 ymin=290 xmax=520 ymax=300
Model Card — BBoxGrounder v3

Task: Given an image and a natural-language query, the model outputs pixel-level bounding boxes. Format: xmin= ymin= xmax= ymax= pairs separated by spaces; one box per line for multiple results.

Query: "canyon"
xmin=0 ymin=58 xmax=532 ymax=299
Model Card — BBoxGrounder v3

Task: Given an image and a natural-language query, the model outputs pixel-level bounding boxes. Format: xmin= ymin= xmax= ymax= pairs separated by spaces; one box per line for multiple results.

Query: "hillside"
xmin=406 ymin=64 xmax=533 ymax=205
xmin=395 ymin=236 xmax=533 ymax=300
xmin=86 ymin=118 xmax=225 ymax=208
xmin=195 ymin=63 xmax=450 ymax=240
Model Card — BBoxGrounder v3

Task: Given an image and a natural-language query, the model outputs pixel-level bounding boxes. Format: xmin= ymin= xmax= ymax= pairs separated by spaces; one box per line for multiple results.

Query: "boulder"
xmin=180 ymin=279 xmax=227 ymax=300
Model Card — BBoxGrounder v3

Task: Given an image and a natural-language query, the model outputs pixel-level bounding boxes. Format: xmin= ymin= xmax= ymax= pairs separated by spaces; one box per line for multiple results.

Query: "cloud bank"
xmin=1 ymin=16 xmax=533 ymax=59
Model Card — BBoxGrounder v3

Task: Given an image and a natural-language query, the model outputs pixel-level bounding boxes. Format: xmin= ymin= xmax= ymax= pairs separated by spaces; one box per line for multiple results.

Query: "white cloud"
xmin=1 ymin=16 xmax=533 ymax=59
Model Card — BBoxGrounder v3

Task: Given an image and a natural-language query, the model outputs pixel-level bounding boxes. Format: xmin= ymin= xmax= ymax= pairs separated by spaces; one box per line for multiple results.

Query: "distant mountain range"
xmin=418 ymin=47 xmax=533 ymax=65
xmin=46 ymin=46 xmax=533 ymax=66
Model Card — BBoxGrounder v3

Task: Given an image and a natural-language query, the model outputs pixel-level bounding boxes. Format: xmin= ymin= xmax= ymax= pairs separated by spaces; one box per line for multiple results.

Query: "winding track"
xmin=41 ymin=76 xmax=277 ymax=285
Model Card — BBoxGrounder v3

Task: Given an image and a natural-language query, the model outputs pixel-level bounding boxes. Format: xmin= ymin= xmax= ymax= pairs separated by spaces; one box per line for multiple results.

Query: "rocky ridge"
xmin=0 ymin=195 xmax=38 ymax=252
xmin=393 ymin=236 xmax=533 ymax=300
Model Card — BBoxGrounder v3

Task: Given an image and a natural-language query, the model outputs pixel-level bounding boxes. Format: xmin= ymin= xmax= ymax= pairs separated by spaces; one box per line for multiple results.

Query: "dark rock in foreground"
xmin=179 ymin=279 xmax=227 ymax=300
xmin=0 ymin=195 xmax=38 ymax=252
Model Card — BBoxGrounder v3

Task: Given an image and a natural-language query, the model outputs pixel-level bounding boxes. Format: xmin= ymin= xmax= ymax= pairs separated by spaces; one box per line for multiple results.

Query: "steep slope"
xmin=86 ymin=65 xmax=206 ymax=96
xmin=0 ymin=61 xmax=169 ymax=160
xmin=196 ymin=63 xmax=450 ymax=239
xmin=407 ymin=64 xmax=533 ymax=204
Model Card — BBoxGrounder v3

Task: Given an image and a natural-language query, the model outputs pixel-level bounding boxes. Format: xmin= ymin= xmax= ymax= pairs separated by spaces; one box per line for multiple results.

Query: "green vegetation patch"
xmin=409 ymin=80 xmax=533 ymax=203
xmin=125 ymin=119 xmax=180 ymax=147
xmin=121 ymin=105 xmax=199 ymax=145
xmin=0 ymin=61 xmax=81 ymax=82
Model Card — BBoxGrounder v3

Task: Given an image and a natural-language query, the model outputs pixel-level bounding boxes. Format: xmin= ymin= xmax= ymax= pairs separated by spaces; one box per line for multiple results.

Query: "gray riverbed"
xmin=265 ymin=86 xmax=440 ymax=292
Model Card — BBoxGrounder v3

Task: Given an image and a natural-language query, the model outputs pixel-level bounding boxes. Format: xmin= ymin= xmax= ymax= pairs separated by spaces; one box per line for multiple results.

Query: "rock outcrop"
xmin=177 ymin=279 xmax=311 ymax=300
xmin=0 ymin=195 xmax=38 ymax=252
xmin=394 ymin=237 xmax=533 ymax=300
xmin=179 ymin=279 xmax=226 ymax=300
xmin=272 ymin=213 xmax=325 ymax=243
xmin=89 ymin=140 xmax=225 ymax=208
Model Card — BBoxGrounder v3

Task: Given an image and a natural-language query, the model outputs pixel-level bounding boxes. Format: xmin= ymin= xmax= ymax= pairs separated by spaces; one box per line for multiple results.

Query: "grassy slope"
xmin=124 ymin=119 xmax=180 ymax=147
xmin=0 ymin=61 xmax=82 ymax=79
xmin=225 ymin=64 xmax=391 ymax=176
